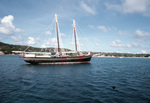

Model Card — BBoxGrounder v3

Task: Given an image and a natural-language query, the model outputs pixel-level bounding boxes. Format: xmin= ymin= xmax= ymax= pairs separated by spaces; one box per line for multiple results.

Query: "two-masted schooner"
xmin=20 ymin=14 xmax=92 ymax=64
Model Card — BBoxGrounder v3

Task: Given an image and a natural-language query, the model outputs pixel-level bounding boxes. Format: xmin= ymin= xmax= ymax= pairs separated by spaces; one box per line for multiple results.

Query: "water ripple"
xmin=0 ymin=56 xmax=150 ymax=103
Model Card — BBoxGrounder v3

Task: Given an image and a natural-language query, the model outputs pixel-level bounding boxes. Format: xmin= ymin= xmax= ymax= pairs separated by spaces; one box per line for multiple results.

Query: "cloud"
xmin=27 ymin=37 xmax=36 ymax=45
xmin=0 ymin=15 xmax=22 ymax=35
xmin=88 ymin=25 xmax=94 ymax=29
xmin=95 ymin=43 xmax=100 ymax=47
xmin=77 ymin=37 xmax=89 ymax=42
xmin=27 ymin=37 xmax=41 ymax=45
xmin=111 ymin=40 xmax=148 ymax=50
xmin=141 ymin=50 xmax=147 ymax=54
xmin=11 ymin=36 xmax=23 ymax=44
xmin=134 ymin=29 xmax=150 ymax=42
xmin=97 ymin=26 xmax=117 ymax=32
xmin=97 ymin=26 xmax=107 ymax=32
xmin=111 ymin=27 xmax=117 ymax=31
xmin=41 ymin=38 xmax=57 ymax=47
xmin=80 ymin=1 xmax=96 ymax=15
xmin=45 ymin=31 xmax=51 ymax=35
xmin=137 ymin=50 xmax=147 ymax=54
xmin=60 ymin=33 xmax=65 ymax=37
xmin=132 ymin=42 xmax=146 ymax=49
xmin=106 ymin=0 xmax=150 ymax=16
xmin=11 ymin=35 xmax=41 ymax=45
xmin=111 ymin=39 xmax=132 ymax=48
xmin=111 ymin=39 xmax=123 ymax=47
xmin=118 ymin=30 xmax=128 ymax=35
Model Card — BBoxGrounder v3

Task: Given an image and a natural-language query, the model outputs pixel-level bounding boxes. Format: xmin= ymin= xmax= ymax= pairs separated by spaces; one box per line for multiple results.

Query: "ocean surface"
xmin=0 ymin=55 xmax=150 ymax=103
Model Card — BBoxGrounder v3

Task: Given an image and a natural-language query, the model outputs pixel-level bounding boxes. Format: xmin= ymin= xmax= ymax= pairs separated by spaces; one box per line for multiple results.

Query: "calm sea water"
xmin=0 ymin=55 xmax=150 ymax=103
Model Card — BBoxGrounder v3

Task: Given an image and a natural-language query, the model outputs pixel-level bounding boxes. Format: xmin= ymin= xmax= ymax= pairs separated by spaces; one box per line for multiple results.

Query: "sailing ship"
xmin=20 ymin=14 xmax=92 ymax=64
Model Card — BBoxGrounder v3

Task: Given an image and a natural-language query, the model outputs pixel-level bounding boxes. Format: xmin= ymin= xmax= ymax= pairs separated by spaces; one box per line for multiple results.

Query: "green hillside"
xmin=0 ymin=42 xmax=70 ymax=54
xmin=0 ymin=42 xmax=150 ymax=57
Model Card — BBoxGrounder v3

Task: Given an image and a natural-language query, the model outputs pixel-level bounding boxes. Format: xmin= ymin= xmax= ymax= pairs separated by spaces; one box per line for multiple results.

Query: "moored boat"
xmin=20 ymin=14 xmax=92 ymax=64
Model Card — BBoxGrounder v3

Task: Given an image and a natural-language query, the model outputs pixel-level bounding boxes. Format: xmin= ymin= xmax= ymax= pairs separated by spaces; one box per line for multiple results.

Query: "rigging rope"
xmin=75 ymin=22 xmax=90 ymax=52
xmin=24 ymin=18 xmax=55 ymax=52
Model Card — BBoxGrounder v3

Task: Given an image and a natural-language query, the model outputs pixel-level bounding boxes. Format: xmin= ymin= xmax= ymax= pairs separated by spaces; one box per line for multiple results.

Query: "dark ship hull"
xmin=20 ymin=55 xmax=92 ymax=65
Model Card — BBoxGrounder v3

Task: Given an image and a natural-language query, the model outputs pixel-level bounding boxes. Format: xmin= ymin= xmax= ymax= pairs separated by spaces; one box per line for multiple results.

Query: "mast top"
xmin=73 ymin=19 xmax=76 ymax=27
xmin=55 ymin=14 xmax=58 ymax=22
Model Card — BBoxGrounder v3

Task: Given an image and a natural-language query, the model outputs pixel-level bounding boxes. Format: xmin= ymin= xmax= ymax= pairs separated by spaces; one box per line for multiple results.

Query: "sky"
xmin=0 ymin=0 xmax=150 ymax=54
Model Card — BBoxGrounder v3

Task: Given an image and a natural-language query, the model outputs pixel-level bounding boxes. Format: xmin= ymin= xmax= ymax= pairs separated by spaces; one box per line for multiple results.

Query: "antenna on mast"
xmin=73 ymin=20 xmax=77 ymax=52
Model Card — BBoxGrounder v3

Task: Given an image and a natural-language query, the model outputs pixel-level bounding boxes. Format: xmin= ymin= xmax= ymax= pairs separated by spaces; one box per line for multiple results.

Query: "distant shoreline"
xmin=93 ymin=56 xmax=150 ymax=58
xmin=1 ymin=54 xmax=150 ymax=59
xmin=1 ymin=42 xmax=150 ymax=58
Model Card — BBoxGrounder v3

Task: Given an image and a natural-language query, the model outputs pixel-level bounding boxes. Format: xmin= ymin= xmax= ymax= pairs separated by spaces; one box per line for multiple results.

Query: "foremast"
xmin=73 ymin=20 xmax=77 ymax=52
xmin=55 ymin=14 xmax=60 ymax=53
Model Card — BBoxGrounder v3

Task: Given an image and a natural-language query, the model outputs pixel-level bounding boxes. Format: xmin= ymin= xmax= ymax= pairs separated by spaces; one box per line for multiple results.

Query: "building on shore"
xmin=0 ymin=51 xmax=4 ymax=55
xmin=12 ymin=51 xmax=24 ymax=55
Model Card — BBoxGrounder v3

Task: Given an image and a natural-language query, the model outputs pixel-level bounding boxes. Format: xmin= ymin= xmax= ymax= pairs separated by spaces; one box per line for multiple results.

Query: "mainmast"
xmin=55 ymin=14 xmax=60 ymax=53
xmin=73 ymin=20 xmax=77 ymax=52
